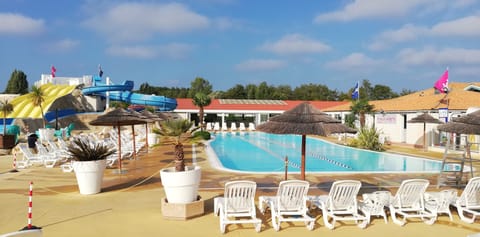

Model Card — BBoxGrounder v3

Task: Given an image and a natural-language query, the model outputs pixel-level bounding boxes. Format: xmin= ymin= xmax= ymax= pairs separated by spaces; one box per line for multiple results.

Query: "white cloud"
xmin=157 ymin=43 xmax=194 ymax=60
xmin=368 ymin=15 xmax=480 ymax=50
xmin=83 ymin=2 xmax=209 ymax=42
xmin=325 ymin=53 xmax=383 ymax=69
xmin=47 ymin=39 xmax=80 ymax=52
xmin=107 ymin=45 xmax=157 ymax=59
xmin=259 ymin=34 xmax=331 ymax=55
xmin=314 ymin=0 xmax=434 ymax=22
xmin=106 ymin=43 xmax=193 ymax=59
xmin=397 ymin=47 xmax=480 ymax=66
xmin=454 ymin=66 xmax=480 ymax=77
xmin=368 ymin=24 xmax=428 ymax=51
xmin=0 ymin=13 xmax=45 ymax=35
xmin=235 ymin=59 xmax=286 ymax=71
xmin=430 ymin=15 xmax=480 ymax=37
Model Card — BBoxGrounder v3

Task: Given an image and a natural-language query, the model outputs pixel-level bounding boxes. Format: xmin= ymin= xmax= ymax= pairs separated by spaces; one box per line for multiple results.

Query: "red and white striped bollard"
xmin=27 ymin=181 xmax=33 ymax=229
xmin=13 ymin=152 xmax=17 ymax=170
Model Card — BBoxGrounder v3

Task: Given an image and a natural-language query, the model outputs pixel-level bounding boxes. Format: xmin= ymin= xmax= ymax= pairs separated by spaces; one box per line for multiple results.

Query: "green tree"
xmin=157 ymin=119 xmax=194 ymax=172
xmin=188 ymin=77 xmax=212 ymax=98
xmin=222 ymin=84 xmax=246 ymax=99
xmin=4 ymin=69 xmax=29 ymax=94
xmin=245 ymin=84 xmax=257 ymax=99
xmin=27 ymin=85 xmax=47 ymax=128
xmin=292 ymin=83 xmax=339 ymax=100
xmin=361 ymin=79 xmax=373 ymax=100
xmin=399 ymin=88 xmax=416 ymax=96
xmin=192 ymin=92 xmax=212 ymax=131
xmin=371 ymin=84 xmax=398 ymax=100
xmin=272 ymin=85 xmax=293 ymax=100
xmin=0 ymin=100 xmax=14 ymax=135
xmin=255 ymin=82 xmax=273 ymax=99
xmin=350 ymin=99 xmax=375 ymax=128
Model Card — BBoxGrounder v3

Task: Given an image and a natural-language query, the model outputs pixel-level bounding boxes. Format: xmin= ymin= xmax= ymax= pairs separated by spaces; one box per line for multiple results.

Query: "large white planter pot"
xmin=160 ymin=166 xmax=201 ymax=204
xmin=147 ymin=133 xmax=158 ymax=146
xmin=0 ymin=229 xmax=42 ymax=237
xmin=72 ymin=159 xmax=107 ymax=195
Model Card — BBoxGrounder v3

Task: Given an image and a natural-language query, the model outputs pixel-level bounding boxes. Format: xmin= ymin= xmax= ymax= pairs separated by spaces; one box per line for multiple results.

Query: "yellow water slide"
xmin=9 ymin=84 xmax=76 ymax=118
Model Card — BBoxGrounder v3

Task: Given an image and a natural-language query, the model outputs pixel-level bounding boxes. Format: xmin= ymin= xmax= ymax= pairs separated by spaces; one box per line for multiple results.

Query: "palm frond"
xmin=67 ymin=138 xmax=116 ymax=161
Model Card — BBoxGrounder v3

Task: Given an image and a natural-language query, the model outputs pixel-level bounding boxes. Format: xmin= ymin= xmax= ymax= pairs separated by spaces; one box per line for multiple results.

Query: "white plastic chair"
xmin=206 ymin=122 xmax=213 ymax=131
xmin=259 ymin=180 xmax=315 ymax=231
xmin=314 ymin=180 xmax=369 ymax=229
xmin=452 ymin=177 xmax=480 ymax=223
xmin=214 ymin=122 xmax=220 ymax=131
xmin=221 ymin=122 xmax=228 ymax=132
xmin=425 ymin=189 xmax=457 ymax=221
xmin=388 ymin=179 xmax=437 ymax=226
xmin=361 ymin=191 xmax=391 ymax=223
xmin=239 ymin=123 xmax=246 ymax=131
xmin=214 ymin=181 xmax=261 ymax=233
xmin=230 ymin=123 xmax=237 ymax=132
xmin=17 ymin=144 xmax=46 ymax=167
xmin=248 ymin=123 xmax=256 ymax=131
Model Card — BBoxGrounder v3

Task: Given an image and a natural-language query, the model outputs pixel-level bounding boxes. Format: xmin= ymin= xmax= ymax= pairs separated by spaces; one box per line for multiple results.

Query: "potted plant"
xmin=0 ymin=99 xmax=16 ymax=149
xmin=157 ymin=119 xmax=201 ymax=204
xmin=67 ymin=138 xmax=116 ymax=195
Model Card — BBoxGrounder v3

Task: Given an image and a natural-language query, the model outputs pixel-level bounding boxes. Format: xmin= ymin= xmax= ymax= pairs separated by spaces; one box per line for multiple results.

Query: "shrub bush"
xmin=193 ymin=131 xmax=211 ymax=140
xmin=348 ymin=126 xmax=384 ymax=151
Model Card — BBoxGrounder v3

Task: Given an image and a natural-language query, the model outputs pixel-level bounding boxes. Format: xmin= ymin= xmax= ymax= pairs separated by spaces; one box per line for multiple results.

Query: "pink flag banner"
xmin=51 ymin=66 xmax=56 ymax=78
xmin=434 ymin=69 xmax=448 ymax=93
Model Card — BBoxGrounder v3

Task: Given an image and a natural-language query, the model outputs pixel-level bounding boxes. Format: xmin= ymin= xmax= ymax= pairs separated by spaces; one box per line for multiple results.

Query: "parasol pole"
xmin=301 ymin=135 xmax=306 ymax=180
xmin=131 ymin=125 xmax=137 ymax=160
xmin=117 ymin=126 xmax=122 ymax=172
xmin=145 ymin=123 xmax=149 ymax=153
xmin=423 ymin=122 xmax=427 ymax=152
xmin=284 ymin=156 xmax=288 ymax=181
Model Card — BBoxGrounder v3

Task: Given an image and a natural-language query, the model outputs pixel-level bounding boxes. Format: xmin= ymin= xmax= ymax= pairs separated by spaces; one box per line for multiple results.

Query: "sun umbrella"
xmin=140 ymin=110 xmax=165 ymax=151
xmin=407 ymin=113 xmax=444 ymax=151
xmin=256 ymin=102 xmax=356 ymax=180
xmin=452 ymin=110 xmax=480 ymax=125
xmin=437 ymin=110 xmax=480 ymax=135
xmin=89 ymin=108 xmax=146 ymax=173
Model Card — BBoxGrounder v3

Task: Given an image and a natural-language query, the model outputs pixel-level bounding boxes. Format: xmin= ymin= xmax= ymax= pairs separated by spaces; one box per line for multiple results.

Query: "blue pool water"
xmin=207 ymin=132 xmax=442 ymax=173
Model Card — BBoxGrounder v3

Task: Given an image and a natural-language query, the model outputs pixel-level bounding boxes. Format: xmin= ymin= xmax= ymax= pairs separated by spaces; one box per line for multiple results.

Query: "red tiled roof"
xmin=175 ymin=98 xmax=348 ymax=112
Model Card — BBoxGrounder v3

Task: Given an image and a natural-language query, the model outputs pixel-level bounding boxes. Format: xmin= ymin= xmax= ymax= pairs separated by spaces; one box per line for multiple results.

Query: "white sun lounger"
xmin=214 ymin=180 xmax=262 ymax=233
xmin=259 ymin=180 xmax=315 ymax=231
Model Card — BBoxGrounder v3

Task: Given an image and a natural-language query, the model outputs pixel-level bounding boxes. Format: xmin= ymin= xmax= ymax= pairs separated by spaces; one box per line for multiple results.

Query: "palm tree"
xmin=157 ymin=119 xmax=194 ymax=172
xmin=192 ymin=92 xmax=211 ymax=131
xmin=0 ymin=100 xmax=14 ymax=136
xmin=350 ymin=99 xmax=375 ymax=128
xmin=28 ymin=85 xmax=46 ymax=128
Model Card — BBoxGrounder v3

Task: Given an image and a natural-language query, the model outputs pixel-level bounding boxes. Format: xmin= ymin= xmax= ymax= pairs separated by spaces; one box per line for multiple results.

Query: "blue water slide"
xmin=81 ymin=77 xmax=177 ymax=111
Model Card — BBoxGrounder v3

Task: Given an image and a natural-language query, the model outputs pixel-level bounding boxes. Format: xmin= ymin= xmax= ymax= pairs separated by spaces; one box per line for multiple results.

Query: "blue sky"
xmin=1 ymin=0 xmax=479 ymax=94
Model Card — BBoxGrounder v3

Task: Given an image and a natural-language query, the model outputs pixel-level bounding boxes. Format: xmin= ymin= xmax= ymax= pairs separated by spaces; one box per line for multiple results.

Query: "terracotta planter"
xmin=160 ymin=166 xmax=201 ymax=204
xmin=0 ymin=134 xmax=16 ymax=149
xmin=72 ymin=159 xmax=107 ymax=195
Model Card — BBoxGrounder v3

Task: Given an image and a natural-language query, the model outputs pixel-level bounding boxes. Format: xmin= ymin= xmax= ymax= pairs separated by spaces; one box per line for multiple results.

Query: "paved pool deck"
xmin=0 ymin=139 xmax=479 ymax=237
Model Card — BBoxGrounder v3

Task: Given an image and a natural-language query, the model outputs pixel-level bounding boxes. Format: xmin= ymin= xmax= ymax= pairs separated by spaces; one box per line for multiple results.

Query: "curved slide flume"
xmin=82 ymin=80 xmax=177 ymax=111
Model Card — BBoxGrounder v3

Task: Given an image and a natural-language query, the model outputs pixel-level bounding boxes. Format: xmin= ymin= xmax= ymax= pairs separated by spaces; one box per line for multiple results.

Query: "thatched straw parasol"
xmin=140 ymin=110 xmax=166 ymax=151
xmin=89 ymin=108 xmax=146 ymax=173
xmin=437 ymin=110 xmax=480 ymax=135
xmin=256 ymin=102 xmax=356 ymax=180
xmin=452 ymin=110 xmax=480 ymax=125
xmin=407 ymin=113 xmax=443 ymax=151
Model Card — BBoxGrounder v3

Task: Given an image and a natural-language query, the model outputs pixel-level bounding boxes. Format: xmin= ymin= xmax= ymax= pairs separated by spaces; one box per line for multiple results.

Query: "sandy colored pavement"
xmin=1 ymin=142 xmax=479 ymax=237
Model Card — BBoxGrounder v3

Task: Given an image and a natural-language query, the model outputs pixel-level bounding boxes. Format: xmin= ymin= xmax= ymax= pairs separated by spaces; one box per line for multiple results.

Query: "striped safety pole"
xmin=27 ymin=181 xmax=33 ymax=229
xmin=13 ymin=152 xmax=17 ymax=170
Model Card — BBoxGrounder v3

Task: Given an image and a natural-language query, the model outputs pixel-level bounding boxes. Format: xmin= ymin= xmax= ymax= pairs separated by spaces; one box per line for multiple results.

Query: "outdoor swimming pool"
xmin=207 ymin=132 xmax=442 ymax=173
